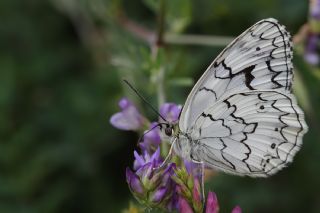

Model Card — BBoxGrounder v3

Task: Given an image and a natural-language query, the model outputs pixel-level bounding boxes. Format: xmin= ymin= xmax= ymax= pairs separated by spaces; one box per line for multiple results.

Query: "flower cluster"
xmin=110 ymin=97 xmax=242 ymax=213
xmin=173 ymin=165 xmax=241 ymax=213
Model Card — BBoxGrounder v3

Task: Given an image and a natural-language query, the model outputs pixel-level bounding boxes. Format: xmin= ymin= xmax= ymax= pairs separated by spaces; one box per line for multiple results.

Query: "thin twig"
xmin=116 ymin=9 xmax=233 ymax=48
xmin=165 ymin=33 xmax=234 ymax=47
xmin=156 ymin=0 xmax=166 ymax=47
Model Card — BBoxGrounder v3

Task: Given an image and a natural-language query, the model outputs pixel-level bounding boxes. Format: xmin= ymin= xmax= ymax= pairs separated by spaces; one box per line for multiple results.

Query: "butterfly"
xmin=161 ymin=18 xmax=308 ymax=177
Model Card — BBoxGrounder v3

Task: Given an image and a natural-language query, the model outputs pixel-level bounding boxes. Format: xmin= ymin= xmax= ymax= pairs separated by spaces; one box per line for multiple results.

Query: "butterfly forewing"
xmin=177 ymin=18 xmax=308 ymax=177
xmin=179 ymin=18 xmax=294 ymax=132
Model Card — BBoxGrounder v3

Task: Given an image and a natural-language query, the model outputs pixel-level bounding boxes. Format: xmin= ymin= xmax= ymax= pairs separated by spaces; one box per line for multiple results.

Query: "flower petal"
xmin=133 ymin=150 xmax=146 ymax=170
xmin=150 ymin=147 xmax=161 ymax=163
xmin=184 ymin=160 xmax=202 ymax=180
xmin=137 ymin=162 xmax=154 ymax=182
xmin=110 ymin=112 xmax=137 ymax=130
xmin=139 ymin=122 xmax=161 ymax=153
xmin=122 ymin=105 xmax=144 ymax=129
xmin=160 ymin=103 xmax=182 ymax=122
xmin=110 ymin=98 xmax=144 ymax=130
xmin=133 ymin=147 xmax=162 ymax=171
xmin=151 ymin=186 xmax=167 ymax=203
xmin=161 ymin=163 xmax=176 ymax=184
xmin=167 ymin=191 xmax=179 ymax=211
xmin=126 ymin=168 xmax=144 ymax=194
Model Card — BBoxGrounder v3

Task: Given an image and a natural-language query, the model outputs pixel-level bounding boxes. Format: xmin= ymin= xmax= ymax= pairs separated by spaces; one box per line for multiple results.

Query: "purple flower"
xmin=126 ymin=148 xmax=177 ymax=209
xmin=305 ymin=51 xmax=319 ymax=65
xmin=151 ymin=186 xmax=167 ymax=203
xmin=205 ymin=191 xmax=219 ymax=213
xmin=160 ymin=103 xmax=182 ymax=123
xmin=139 ymin=122 xmax=161 ymax=153
xmin=173 ymin=164 xmax=241 ymax=213
xmin=126 ymin=168 xmax=144 ymax=195
xmin=133 ymin=147 xmax=162 ymax=170
xmin=305 ymin=0 xmax=320 ymax=66
xmin=304 ymin=34 xmax=320 ymax=65
xmin=204 ymin=191 xmax=241 ymax=213
xmin=178 ymin=197 xmax=194 ymax=213
xmin=167 ymin=190 xmax=179 ymax=211
xmin=184 ymin=160 xmax=203 ymax=180
xmin=173 ymin=166 xmax=204 ymax=213
xmin=110 ymin=97 xmax=145 ymax=130
xmin=310 ymin=0 xmax=320 ymax=20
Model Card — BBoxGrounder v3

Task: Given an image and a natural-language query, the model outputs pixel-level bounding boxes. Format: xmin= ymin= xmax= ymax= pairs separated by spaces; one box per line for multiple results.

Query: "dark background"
xmin=1 ymin=0 xmax=319 ymax=212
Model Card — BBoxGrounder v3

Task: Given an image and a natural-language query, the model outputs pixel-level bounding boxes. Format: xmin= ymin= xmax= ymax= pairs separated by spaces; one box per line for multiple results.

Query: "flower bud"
xmin=178 ymin=197 xmax=194 ymax=213
xmin=205 ymin=191 xmax=219 ymax=213
xmin=231 ymin=205 xmax=242 ymax=213
xmin=126 ymin=168 xmax=144 ymax=196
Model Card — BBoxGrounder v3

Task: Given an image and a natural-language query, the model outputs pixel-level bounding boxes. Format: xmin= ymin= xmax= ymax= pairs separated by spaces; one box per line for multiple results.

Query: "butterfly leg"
xmin=191 ymin=156 xmax=205 ymax=202
xmin=155 ymin=137 xmax=177 ymax=170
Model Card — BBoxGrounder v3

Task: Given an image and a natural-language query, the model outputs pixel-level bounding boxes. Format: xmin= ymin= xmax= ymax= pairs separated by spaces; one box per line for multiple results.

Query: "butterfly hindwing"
xmin=189 ymin=91 xmax=307 ymax=177
xmin=179 ymin=18 xmax=293 ymax=132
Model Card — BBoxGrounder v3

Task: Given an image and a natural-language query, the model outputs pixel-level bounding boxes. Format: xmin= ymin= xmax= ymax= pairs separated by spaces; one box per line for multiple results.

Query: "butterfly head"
xmin=160 ymin=122 xmax=180 ymax=141
xmin=164 ymin=124 xmax=173 ymax=137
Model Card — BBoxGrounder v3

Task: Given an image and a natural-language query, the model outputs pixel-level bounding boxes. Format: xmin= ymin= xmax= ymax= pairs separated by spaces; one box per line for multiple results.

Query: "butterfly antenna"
xmin=123 ymin=79 xmax=168 ymax=122
xmin=136 ymin=122 xmax=166 ymax=147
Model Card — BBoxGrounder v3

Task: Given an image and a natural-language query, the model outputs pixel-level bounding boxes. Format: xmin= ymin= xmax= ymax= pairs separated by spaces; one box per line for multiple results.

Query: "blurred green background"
xmin=1 ymin=0 xmax=319 ymax=212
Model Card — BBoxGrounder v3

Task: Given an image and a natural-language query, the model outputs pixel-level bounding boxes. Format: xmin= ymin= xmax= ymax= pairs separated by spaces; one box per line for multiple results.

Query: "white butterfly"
xmin=162 ymin=18 xmax=308 ymax=177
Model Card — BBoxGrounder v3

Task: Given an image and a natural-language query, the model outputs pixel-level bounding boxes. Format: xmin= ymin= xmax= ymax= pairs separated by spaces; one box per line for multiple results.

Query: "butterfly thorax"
xmin=162 ymin=122 xmax=193 ymax=161
xmin=174 ymin=133 xmax=193 ymax=161
xmin=172 ymin=123 xmax=180 ymax=138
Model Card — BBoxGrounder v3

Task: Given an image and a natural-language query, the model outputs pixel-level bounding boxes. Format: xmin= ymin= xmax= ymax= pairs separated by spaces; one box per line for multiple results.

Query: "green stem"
xmin=152 ymin=0 xmax=166 ymax=107
xmin=153 ymin=0 xmax=168 ymax=154
xmin=156 ymin=67 xmax=166 ymax=107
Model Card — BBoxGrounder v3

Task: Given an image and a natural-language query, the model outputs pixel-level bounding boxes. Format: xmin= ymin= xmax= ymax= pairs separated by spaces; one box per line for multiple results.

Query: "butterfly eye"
xmin=165 ymin=127 xmax=173 ymax=136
